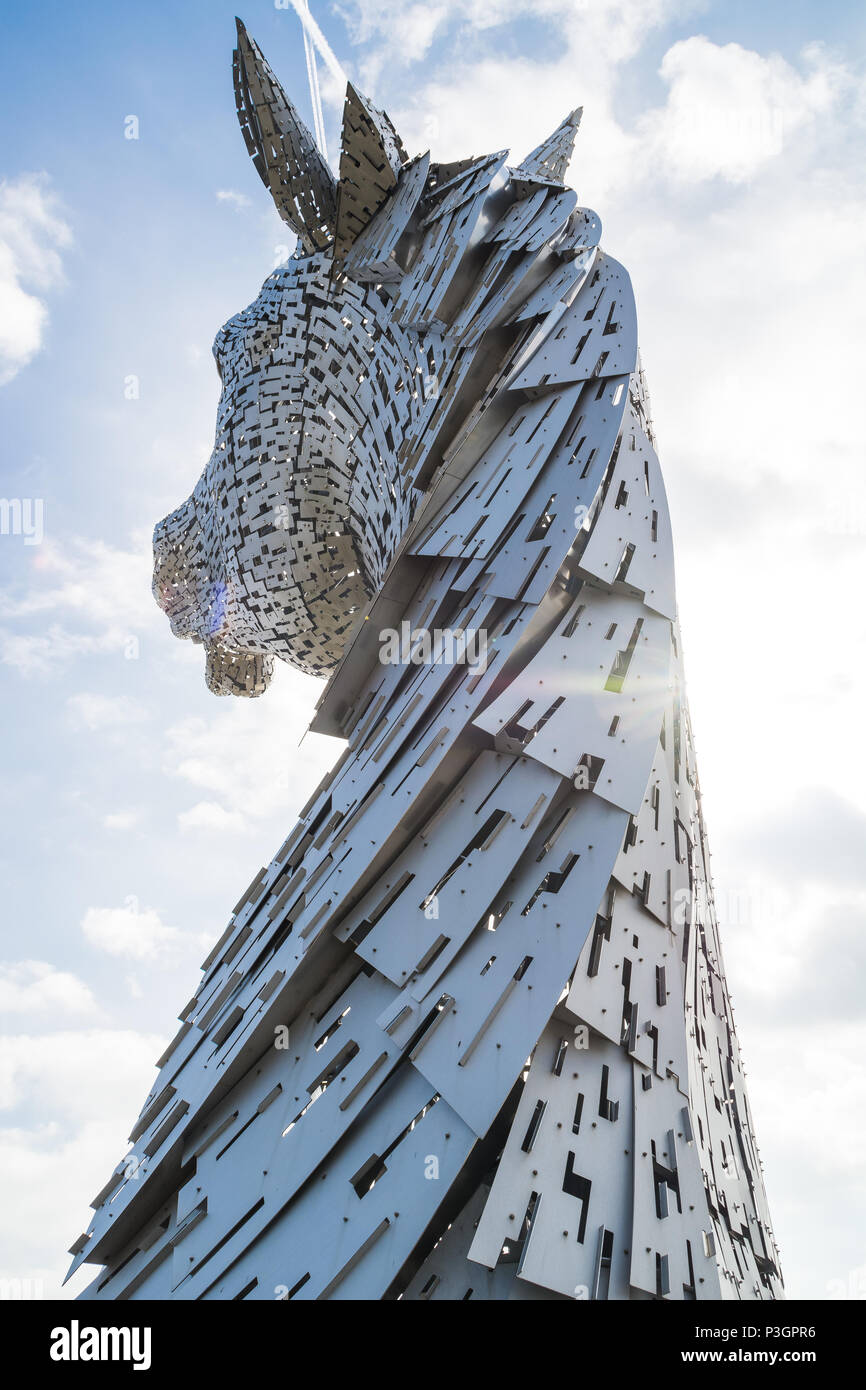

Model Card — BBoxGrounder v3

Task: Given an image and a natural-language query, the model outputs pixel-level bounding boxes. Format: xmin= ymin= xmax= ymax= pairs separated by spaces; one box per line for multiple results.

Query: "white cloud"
xmin=0 ymin=1123 xmax=117 ymax=1300
xmin=738 ymin=1018 xmax=866 ymax=1298
xmin=67 ymin=693 xmax=149 ymax=731
xmin=177 ymin=800 xmax=248 ymax=834
xmin=0 ymin=173 xmax=72 ymax=385
xmin=639 ymin=37 xmax=847 ymax=183
xmin=0 ymin=1029 xmax=162 ymax=1120
xmin=102 ymin=809 xmax=142 ymax=831
xmin=216 ymin=189 xmax=251 ymax=211
xmin=339 ymin=1 xmax=703 ymax=205
xmin=0 ymin=1029 xmax=164 ymax=1298
xmin=0 ymin=530 xmax=159 ymax=676
xmin=0 ymin=962 xmax=98 ymax=1019
xmin=0 ymin=627 xmax=123 ymax=677
xmin=340 ymin=0 xmax=699 ymax=72
xmin=1 ymin=532 xmax=154 ymax=626
xmin=80 ymin=901 xmax=210 ymax=965
xmin=164 ymin=662 xmax=337 ymax=830
xmin=348 ymin=1 xmax=451 ymax=65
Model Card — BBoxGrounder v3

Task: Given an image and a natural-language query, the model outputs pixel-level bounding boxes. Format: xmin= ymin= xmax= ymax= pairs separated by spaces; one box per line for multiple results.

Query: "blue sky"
xmin=1 ymin=0 xmax=865 ymax=1301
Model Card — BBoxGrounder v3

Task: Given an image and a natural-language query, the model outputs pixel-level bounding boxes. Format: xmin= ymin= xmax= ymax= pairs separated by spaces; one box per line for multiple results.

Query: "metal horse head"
xmin=151 ymin=19 xmax=588 ymax=695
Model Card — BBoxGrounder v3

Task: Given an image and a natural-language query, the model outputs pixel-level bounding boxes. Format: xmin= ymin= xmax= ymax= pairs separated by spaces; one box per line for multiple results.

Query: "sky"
xmin=0 ymin=0 xmax=864 ymax=1302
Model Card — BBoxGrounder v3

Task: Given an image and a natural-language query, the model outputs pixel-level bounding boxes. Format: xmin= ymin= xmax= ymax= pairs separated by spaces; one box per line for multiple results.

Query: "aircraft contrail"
xmin=289 ymin=0 xmax=348 ymax=92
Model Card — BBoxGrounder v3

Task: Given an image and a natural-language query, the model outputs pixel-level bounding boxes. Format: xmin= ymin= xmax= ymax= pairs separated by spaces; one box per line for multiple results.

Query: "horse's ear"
xmin=333 ymin=83 xmax=408 ymax=270
xmin=516 ymin=107 xmax=583 ymax=185
xmin=233 ymin=19 xmax=337 ymax=252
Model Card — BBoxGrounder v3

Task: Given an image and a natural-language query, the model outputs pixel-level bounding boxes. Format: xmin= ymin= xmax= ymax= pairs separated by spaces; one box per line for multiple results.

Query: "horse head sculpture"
xmin=70 ymin=20 xmax=784 ymax=1305
xmin=151 ymin=19 xmax=590 ymax=694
